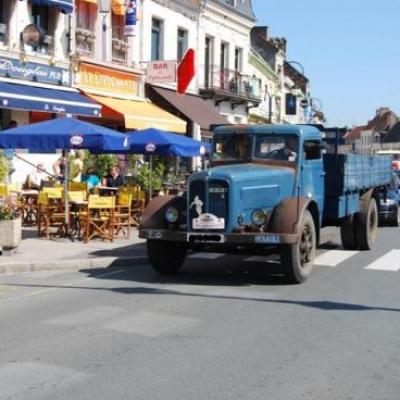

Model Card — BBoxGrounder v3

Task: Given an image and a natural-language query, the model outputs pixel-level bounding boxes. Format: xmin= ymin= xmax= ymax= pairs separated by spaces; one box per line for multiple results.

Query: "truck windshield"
xmin=212 ymin=134 xmax=252 ymax=161
xmin=254 ymin=135 xmax=299 ymax=162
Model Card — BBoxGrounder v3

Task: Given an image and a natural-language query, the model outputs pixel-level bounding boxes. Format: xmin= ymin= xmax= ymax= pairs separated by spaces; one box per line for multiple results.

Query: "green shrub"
xmin=0 ymin=152 xmax=9 ymax=183
xmin=84 ymin=153 xmax=117 ymax=178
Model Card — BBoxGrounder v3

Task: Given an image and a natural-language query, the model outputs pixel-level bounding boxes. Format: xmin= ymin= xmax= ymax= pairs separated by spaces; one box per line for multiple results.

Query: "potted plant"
xmin=0 ymin=202 xmax=22 ymax=250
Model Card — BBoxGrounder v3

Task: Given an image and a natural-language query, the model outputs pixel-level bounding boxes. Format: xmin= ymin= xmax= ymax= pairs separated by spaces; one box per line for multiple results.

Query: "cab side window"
xmin=304 ymin=140 xmax=322 ymax=160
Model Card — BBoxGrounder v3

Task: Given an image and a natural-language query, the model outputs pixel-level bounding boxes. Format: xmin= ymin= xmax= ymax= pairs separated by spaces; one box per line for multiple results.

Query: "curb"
xmin=0 ymin=255 xmax=148 ymax=274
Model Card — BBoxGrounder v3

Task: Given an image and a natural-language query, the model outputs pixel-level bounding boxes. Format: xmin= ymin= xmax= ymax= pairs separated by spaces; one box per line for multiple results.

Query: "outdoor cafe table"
xmin=98 ymin=186 xmax=119 ymax=196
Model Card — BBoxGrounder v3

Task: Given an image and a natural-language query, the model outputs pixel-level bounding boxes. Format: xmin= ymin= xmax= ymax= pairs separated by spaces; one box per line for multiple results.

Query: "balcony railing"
xmin=111 ymin=28 xmax=128 ymax=65
xmin=75 ymin=27 xmax=95 ymax=57
xmin=201 ymin=65 xmax=262 ymax=100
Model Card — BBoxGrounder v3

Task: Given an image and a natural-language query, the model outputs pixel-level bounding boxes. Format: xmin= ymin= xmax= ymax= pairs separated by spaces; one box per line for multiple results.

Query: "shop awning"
xmin=30 ymin=0 xmax=73 ymax=14
xmin=149 ymin=86 xmax=229 ymax=136
xmin=88 ymin=95 xmax=187 ymax=133
xmin=112 ymin=0 xmax=126 ymax=15
xmin=0 ymin=82 xmax=102 ymax=117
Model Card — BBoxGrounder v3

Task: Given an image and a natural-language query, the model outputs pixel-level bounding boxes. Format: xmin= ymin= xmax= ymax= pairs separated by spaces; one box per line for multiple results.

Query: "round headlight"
xmin=165 ymin=206 xmax=179 ymax=223
xmin=251 ymin=209 xmax=266 ymax=226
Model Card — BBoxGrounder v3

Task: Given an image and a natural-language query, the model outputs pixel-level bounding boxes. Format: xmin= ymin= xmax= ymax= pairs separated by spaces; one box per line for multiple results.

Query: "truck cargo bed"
xmin=323 ymin=154 xmax=392 ymax=197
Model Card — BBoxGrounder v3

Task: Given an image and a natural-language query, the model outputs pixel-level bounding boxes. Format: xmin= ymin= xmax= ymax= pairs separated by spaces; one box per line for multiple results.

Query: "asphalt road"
xmin=1 ymin=226 xmax=400 ymax=400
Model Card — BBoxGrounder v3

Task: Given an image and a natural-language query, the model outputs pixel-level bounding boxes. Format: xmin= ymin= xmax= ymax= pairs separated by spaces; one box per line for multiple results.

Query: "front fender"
xmin=268 ymin=197 xmax=319 ymax=237
xmin=140 ymin=195 xmax=186 ymax=229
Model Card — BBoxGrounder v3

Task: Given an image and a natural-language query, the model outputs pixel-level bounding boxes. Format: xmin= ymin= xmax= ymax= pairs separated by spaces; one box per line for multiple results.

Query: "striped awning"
xmin=29 ymin=0 xmax=73 ymax=14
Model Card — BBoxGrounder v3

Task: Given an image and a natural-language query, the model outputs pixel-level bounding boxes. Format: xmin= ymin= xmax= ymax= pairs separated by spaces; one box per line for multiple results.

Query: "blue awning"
xmin=0 ymin=82 xmax=102 ymax=117
xmin=30 ymin=0 xmax=73 ymax=14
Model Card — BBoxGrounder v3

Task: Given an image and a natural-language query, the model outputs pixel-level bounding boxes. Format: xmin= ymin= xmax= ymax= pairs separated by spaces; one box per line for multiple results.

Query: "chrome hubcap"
xmin=299 ymin=225 xmax=313 ymax=267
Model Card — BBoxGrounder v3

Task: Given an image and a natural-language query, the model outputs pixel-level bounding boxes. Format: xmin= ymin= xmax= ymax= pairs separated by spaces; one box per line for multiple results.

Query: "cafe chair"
xmin=113 ymin=192 xmax=132 ymax=239
xmin=68 ymin=182 xmax=88 ymax=192
xmin=120 ymin=186 xmax=146 ymax=226
xmin=80 ymin=195 xmax=115 ymax=243
xmin=37 ymin=191 xmax=66 ymax=239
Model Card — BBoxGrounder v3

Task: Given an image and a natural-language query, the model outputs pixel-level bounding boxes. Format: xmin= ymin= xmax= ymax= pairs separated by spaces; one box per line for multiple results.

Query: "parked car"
xmin=378 ymin=172 xmax=400 ymax=226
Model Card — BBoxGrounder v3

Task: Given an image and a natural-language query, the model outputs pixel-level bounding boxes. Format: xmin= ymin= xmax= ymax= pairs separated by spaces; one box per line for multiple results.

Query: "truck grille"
xmin=188 ymin=179 xmax=228 ymax=231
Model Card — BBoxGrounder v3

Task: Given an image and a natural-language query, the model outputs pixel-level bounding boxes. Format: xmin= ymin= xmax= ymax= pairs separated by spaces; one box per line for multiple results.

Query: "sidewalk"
xmin=0 ymin=228 xmax=147 ymax=274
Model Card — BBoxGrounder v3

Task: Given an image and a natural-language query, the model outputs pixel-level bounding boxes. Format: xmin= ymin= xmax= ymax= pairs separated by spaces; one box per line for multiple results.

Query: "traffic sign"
xmin=177 ymin=49 xmax=195 ymax=94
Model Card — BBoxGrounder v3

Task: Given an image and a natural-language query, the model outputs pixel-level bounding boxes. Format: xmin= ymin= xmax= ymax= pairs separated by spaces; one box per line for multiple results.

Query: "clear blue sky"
xmin=252 ymin=0 xmax=399 ymax=127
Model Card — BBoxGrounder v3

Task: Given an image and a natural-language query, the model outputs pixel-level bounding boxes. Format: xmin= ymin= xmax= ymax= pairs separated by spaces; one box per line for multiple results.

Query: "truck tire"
xmin=390 ymin=205 xmax=400 ymax=227
xmin=355 ymin=197 xmax=378 ymax=250
xmin=340 ymin=216 xmax=357 ymax=250
xmin=280 ymin=210 xmax=316 ymax=284
xmin=147 ymin=239 xmax=187 ymax=275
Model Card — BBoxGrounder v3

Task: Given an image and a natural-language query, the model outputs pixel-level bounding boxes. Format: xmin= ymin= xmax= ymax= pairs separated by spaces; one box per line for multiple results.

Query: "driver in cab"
xmin=267 ymin=137 xmax=298 ymax=161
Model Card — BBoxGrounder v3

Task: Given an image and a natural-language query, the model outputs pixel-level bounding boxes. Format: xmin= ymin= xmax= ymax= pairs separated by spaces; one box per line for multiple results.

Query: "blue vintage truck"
xmin=139 ymin=124 xmax=392 ymax=283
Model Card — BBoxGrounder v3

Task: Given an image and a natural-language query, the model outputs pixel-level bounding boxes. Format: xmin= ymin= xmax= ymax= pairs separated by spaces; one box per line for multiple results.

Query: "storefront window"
xmin=76 ymin=0 xmax=97 ymax=57
xmin=112 ymin=12 xmax=127 ymax=64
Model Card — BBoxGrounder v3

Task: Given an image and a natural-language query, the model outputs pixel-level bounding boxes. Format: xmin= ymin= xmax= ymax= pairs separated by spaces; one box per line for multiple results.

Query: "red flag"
xmin=177 ymin=49 xmax=196 ymax=94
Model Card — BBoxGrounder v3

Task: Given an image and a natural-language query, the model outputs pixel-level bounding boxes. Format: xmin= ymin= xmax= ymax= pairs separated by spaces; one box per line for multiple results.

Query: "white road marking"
xmin=105 ymin=311 xmax=198 ymax=337
xmin=365 ymin=250 xmax=400 ymax=271
xmin=314 ymin=250 xmax=359 ymax=267
xmin=188 ymin=252 xmax=225 ymax=259
xmin=45 ymin=306 xmax=122 ymax=326
xmin=244 ymin=255 xmax=278 ymax=263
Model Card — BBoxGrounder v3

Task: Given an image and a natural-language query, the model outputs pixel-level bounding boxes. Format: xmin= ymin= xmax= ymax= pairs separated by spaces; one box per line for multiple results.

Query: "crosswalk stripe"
xmin=364 ymin=250 xmax=400 ymax=271
xmin=244 ymin=255 xmax=278 ymax=263
xmin=188 ymin=252 xmax=225 ymax=260
xmin=314 ymin=250 xmax=359 ymax=267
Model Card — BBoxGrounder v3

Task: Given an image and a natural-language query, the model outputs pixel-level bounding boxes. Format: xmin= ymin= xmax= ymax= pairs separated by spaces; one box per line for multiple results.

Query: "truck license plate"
xmin=255 ymin=235 xmax=280 ymax=244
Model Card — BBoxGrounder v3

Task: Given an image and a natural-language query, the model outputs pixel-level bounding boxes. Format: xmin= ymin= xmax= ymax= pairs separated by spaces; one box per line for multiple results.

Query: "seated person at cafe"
xmin=25 ymin=163 xmax=48 ymax=190
xmin=52 ymin=152 xmax=67 ymax=183
xmin=102 ymin=165 xmax=125 ymax=187
xmin=82 ymin=167 xmax=101 ymax=189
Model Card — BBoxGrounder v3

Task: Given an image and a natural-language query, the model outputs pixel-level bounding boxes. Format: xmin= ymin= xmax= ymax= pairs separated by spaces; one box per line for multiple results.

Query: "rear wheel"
xmin=340 ymin=215 xmax=358 ymax=250
xmin=280 ymin=210 xmax=316 ymax=284
xmin=355 ymin=197 xmax=378 ymax=250
xmin=147 ymin=240 xmax=187 ymax=275
xmin=390 ymin=205 xmax=400 ymax=227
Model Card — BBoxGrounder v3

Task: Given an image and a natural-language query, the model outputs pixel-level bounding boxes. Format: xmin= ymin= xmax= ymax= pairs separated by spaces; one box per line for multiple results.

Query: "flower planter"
xmin=0 ymin=217 xmax=22 ymax=249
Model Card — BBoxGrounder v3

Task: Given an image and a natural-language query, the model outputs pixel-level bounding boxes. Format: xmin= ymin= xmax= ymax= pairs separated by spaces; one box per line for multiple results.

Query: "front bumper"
xmin=139 ymin=229 xmax=299 ymax=245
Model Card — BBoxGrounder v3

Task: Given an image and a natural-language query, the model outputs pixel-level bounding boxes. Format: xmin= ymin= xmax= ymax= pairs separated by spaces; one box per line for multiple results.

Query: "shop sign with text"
xmin=78 ymin=63 xmax=139 ymax=96
xmin=146 ymin=61 xmax=176 ymax=84
xmin=0 ymin=56 xmax=70 ymax=86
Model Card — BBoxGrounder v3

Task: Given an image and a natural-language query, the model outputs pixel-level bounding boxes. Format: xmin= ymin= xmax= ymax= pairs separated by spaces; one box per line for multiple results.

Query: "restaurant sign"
xmin=78 ymin=63 xmax=139 ymax=97
xmin=146 ymin=61 xmax=176 ymax=84
xmin=0 ymin=56 xmax=71 ymax=86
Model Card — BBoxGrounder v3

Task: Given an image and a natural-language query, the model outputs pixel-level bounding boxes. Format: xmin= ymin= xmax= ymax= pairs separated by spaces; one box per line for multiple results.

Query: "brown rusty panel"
xmin=140 ymin=195 xmax=186 ymax=229
xmin=268 ymin=198 xmax=312 ymax=234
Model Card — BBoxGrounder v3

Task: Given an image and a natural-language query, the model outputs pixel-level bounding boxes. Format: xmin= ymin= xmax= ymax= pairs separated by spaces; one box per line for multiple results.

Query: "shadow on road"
xmin=5 ymin=266 xmax=400 ymax=313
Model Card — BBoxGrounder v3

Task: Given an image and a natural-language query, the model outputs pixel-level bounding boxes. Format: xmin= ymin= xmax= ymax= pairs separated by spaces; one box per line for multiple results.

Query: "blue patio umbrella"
xmin=126 ymin=128 xmax=211 ymax=197
xmin=0 ymin=117 xmax=129 ymax=231
xmin=0 ymin=117 xmax=128 ymax=152
xmin=126 ymin=128 xmax=210 ymax=157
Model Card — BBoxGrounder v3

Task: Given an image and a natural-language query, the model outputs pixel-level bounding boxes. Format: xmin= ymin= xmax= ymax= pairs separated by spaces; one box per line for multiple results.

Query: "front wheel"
xmin=280 ymin=210 xmax=316 ymax=284
xmin=147 ymin=240 xmax=187 ymax=275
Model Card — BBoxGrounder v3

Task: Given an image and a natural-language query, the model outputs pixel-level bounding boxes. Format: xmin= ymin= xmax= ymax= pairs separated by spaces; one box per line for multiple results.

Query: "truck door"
xmin=301 ymin=140 xmax=325 ymax=223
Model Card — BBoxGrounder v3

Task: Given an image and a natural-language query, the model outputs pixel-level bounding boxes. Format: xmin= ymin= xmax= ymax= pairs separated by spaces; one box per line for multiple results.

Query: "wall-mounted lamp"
xmin=99 ymin=0 xmax=112 ymax=32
